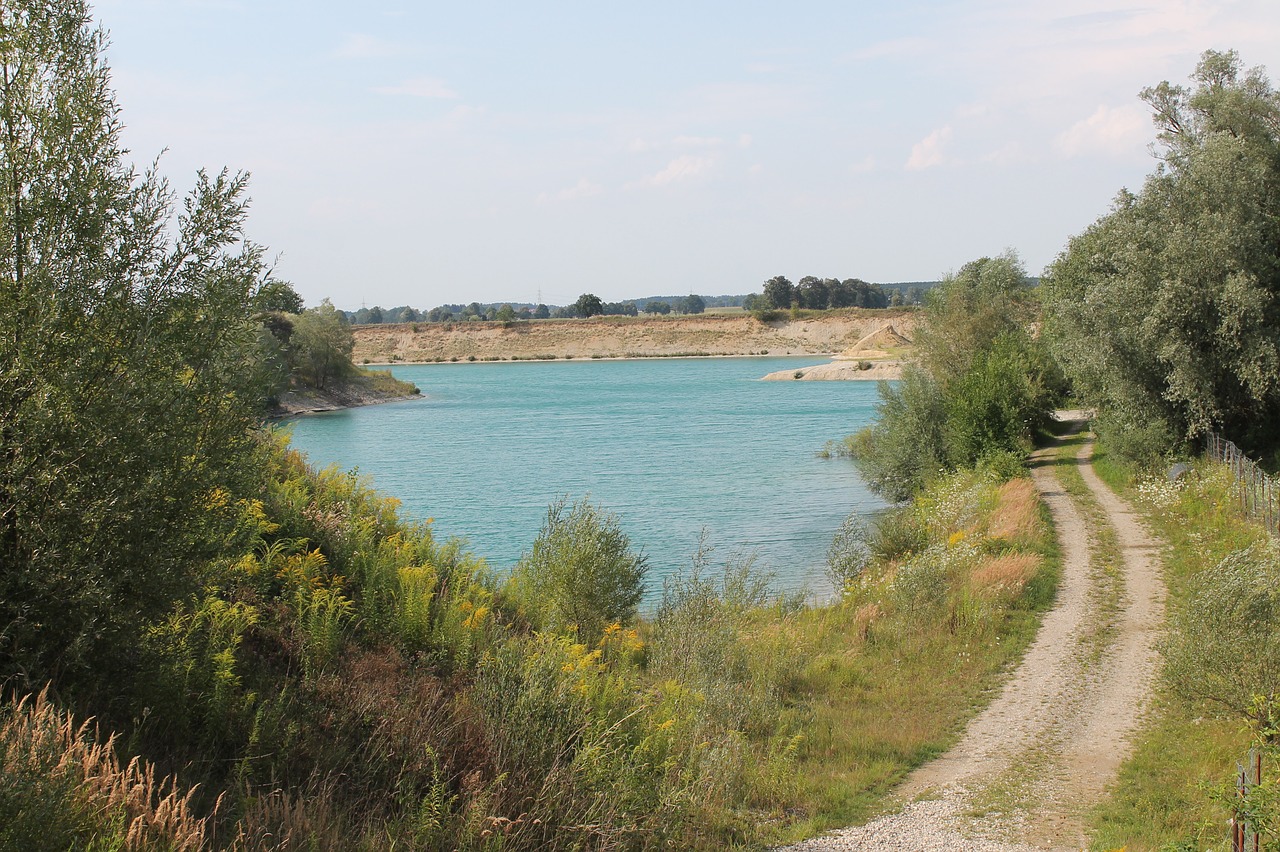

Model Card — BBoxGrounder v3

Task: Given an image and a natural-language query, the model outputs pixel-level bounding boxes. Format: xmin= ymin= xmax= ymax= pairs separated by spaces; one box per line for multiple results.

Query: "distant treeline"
xmin=341 ymin=279 xmax=941 ymax=324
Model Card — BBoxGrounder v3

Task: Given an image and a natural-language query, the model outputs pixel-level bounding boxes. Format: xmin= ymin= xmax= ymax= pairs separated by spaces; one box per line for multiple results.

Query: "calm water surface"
xmin=284 ymin=357 xmax=886 ymax=598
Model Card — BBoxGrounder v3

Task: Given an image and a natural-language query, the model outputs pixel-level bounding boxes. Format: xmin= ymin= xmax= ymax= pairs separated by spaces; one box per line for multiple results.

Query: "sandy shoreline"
xmin=760 ymin=359 xmax=904 ymax=381
xmin=352 ymin=311 xmax=918 ymax=366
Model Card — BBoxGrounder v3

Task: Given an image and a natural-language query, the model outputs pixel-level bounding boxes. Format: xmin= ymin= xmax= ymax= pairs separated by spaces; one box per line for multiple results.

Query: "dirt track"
xmin=784 ymin=421 xmax=1166 ymax=851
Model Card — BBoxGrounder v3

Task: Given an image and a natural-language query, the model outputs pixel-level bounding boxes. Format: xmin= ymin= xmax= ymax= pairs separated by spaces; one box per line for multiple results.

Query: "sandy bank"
xmin=760 ymin=360 xmax=904 ymax=381
xmin=352 ymin=310 xmax=917 ymax=364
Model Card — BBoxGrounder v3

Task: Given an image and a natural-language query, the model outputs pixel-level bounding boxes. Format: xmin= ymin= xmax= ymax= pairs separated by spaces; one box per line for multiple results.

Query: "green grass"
xmin=1086 ymin=450 xmax=1268 ymax=851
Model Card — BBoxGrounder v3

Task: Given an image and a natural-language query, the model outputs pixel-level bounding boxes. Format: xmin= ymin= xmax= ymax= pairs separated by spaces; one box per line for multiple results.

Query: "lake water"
xmin=284 ymin=356 xmax=887 ymax=599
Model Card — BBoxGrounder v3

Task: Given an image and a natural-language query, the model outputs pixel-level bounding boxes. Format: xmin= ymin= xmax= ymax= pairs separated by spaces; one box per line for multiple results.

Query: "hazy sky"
xmin=93 ymin=1 xmax=1280 ymax=310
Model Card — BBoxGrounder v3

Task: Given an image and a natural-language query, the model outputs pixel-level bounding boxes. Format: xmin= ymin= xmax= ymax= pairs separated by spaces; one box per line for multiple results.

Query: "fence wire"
xmin=1206 ymin=433 xmax=1280 ymax=536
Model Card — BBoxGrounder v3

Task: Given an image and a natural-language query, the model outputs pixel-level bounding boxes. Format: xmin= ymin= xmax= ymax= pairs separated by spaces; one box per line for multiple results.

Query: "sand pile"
xmin=838 ymin=323 xmax=913 ymax=359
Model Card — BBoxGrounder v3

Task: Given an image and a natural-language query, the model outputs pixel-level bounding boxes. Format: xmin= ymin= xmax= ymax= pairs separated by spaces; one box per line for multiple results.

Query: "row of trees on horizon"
xmin=335 ymin=278 xmax=936 ymax=325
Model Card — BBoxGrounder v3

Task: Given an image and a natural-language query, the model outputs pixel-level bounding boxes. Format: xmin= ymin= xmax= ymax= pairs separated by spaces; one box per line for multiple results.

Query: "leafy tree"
xmin=678 ymin=294 xmax=706 ymax=314
xmin=253 ymin=279 xmax=304 ymax=314
xmin=916 ymin=253 xmax=1038 ymax=385
xmin=849 ymin=368 xmax=947 ymax=501
xmin=763 ymin=275 xmax=794 ymax=309
xmin=533 ymin=303 xmax=550 ymax=319
xmin=644 ymin=300 xmax=672 ymax=315
xmin=574 ymin=293 xmax=604 ymax=318
xmin=496 ymin=304 xmax=516 ymax=322
xmin=0 ymin=0 xmax=269 ymax=693
xmin=851 ymin=253 xmax=1059 ymax=500
xmin=603 ymin=300 xmax=638 ymax=316
xmin=291 ymin=299 xmax=354 ymax=389
xmin=506 ymin=498 xmax=648 ymax=643
xmin=1045 ymin=50 xmax=1280 ymax=459
xmin=796 ymin=276 xmax=829 ymax=310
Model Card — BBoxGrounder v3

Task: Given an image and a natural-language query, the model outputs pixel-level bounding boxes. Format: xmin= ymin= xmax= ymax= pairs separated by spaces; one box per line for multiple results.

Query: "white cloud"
xmin=537 ymin=178 xmax=604 ymax=204
xmin=627 ymin=155 xmax=715 ymax=189
xmin=1055 ymin=103 xmax=1149 ymax=158
xmin=672 ymin=135 xmax=724 ymax=148
xmin=849 ymin=155 xmax=876 ymax=174
xmin=905 ymin=126 xmax=953 ymax=171
xmin=373 ymin=77 xmax=459 ymax=99
xmin=334 ymin=34 xmax=401 ymax=60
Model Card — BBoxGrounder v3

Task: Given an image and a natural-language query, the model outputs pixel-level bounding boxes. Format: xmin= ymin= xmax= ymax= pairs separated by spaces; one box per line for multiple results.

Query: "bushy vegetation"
xmin=0 ymin=423 xmax=1060 ymax=849
xmin=1045 ymin=50 xmax=1280 ymax=463
xmin=849 ymin=252 xmax=1063 ymax=501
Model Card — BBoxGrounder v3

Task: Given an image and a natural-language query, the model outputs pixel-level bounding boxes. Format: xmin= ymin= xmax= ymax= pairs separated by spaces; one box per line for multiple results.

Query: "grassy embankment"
xmin=1 ymin=435 xmax=1059 ymax=850
xmin=1082 ymin=447 xmax=1269 ymax=851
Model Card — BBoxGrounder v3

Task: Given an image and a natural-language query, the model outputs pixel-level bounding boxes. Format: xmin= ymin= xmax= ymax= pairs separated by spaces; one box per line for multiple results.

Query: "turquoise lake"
xmin=284 ymin=356 xmax=887 ymax=599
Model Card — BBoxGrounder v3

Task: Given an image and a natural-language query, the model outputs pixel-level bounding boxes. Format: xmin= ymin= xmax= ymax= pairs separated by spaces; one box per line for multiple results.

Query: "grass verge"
xmin=1086 ymin=452 xmax=1266 ymax=851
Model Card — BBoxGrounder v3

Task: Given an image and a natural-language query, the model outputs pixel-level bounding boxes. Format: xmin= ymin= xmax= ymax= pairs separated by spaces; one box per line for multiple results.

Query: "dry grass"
xmin=1 ymin=688 xmax=213 ymax=850
xmin=969 ymin=553 xmax=1042 ymax=595
xmin=987 ymin=478 xmax=1040 ymax=544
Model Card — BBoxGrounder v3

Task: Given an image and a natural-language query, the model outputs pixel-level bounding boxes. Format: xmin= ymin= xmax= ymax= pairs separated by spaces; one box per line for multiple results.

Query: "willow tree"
xmin=0 ymin=1 xmax=270 ymax=698
xmin=1044 ymin=50 xmax=1280 ymax=462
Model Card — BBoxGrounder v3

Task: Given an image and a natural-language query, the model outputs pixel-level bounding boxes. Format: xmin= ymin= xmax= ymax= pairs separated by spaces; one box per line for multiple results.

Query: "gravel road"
xmin=781 ymin=423 xmax=1165 ymax=851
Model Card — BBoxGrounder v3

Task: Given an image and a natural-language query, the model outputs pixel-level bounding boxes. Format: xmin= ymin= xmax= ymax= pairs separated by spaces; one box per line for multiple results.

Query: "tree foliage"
xmin=1044 ymin=50 xmax=1280 ymax=460
xmin=852 ymin=253 xmax=1059 ymax=501
xmin=0 ymin=0 xmax=268 ymax=693
xmin=290 ymin=299 xmax=354 ymax=389
xmin=573 ymin=293 xmax=604 ymax=318
xmin=763 ymin=275 xmax=794 ymax=309
xmin=677 ymin=293 xmax=706 ymax=314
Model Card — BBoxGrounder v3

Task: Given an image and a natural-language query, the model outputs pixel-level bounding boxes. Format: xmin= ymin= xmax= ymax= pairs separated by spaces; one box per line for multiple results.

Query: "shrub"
xmin=867 ymin=507 xmax=929 ymax=562
xmin=1163 ymin=542 xmax=1280 ymax=729
xmin=826 ymin=512 xmax=872 ymax=592
xmin=506 ymin=498 xmax=648 ymax=644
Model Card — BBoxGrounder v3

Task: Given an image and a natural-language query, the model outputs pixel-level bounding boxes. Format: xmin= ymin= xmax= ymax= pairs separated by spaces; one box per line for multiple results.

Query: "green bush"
xmin=826 ymin=513 xmax=872 ymax=592
xmin=1163 ymin=542 xmax=1280 ymax=729
xmin=867 ymin=507 xmax=929 ymax=562
xmin=506 ymin=498 xmax=648 ymax=644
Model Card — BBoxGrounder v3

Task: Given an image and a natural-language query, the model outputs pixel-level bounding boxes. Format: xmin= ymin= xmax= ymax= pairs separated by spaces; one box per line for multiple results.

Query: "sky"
xmin=92 ymin=0 xmax=1280 ymax=310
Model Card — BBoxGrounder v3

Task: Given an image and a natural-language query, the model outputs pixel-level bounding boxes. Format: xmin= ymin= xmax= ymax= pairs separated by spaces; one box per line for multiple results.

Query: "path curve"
xmin=782 ymin=424 xmax=1166 ymax=851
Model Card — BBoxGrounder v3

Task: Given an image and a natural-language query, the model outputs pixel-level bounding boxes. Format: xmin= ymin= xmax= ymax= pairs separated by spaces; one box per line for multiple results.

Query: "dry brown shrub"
xmin=969 ymin=554 xmax=1041 ymax=596
xmin=853 ymin=603 xmax=882 ymax=639
xmin=2 ymin=688 xmax=213 ymax=850
xmin=987 ymin=478 xmax=1040 ymax=544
